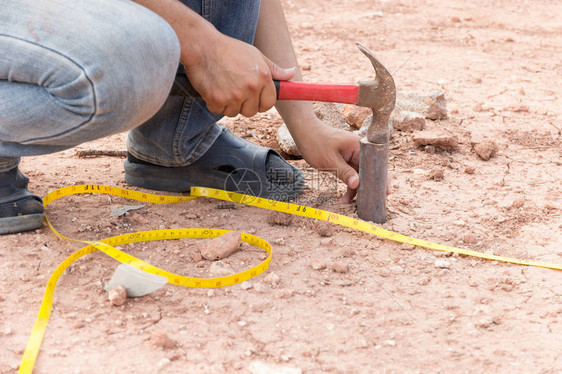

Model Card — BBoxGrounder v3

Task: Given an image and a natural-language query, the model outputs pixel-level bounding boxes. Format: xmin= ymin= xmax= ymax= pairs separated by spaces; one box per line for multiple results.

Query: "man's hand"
xmin=294 ymin=119 xmax=391 ymax=203
xmin=296 ymin=118 xmax=361 ymax=203
xmin=132 ymin=0 xmax=294 ymax=118
xmin=184 ymin=34 xmax=295 ymax=118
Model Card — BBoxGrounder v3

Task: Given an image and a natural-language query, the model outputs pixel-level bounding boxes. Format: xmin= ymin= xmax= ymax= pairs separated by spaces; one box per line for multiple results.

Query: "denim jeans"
xmin=0 ymin=0 xmax=261 ymax=172
xmin=127 ymin=0 xmax=261 ymax=167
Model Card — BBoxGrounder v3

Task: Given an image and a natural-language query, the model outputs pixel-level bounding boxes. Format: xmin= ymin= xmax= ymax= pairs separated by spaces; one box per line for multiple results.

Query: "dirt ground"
xmin=1 ymin=0 xmax=561 ymax=373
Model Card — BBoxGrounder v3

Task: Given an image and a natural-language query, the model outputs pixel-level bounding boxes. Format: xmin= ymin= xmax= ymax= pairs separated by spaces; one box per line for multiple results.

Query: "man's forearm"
xmin=132 ymin=0 xmax=217 ymax=67
xmin=254 ymin=0 xmax=322 ymax=133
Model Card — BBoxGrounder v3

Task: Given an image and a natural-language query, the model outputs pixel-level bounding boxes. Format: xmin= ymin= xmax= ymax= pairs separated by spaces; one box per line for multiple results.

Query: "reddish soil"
xmin=1 ymin=0 xmax=561 ymax=373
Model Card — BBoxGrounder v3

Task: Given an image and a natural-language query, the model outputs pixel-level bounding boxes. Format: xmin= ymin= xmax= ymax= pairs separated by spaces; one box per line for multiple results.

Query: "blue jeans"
xmin=128 ymin=0 xmax=261 ymax=166
xmin=0 ymin=0 xmax=261 ymax=172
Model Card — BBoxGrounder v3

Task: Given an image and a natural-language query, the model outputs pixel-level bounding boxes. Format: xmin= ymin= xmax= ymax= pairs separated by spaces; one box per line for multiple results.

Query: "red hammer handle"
xmin=274 ymin=80 xmax=359 ymax=104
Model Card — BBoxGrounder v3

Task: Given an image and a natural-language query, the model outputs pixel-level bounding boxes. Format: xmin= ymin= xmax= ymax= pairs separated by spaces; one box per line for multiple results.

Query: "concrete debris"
xmin=396 ymin=90 xmax=448 ymax=120
xmin=391 ymin=108 xmax=425 ymax=132
xmin=277 ymin=91 xmax=446 ymax=156
xmin=105 ymin=264 xmax=167 ymax=298
xmin=413 ymin=131 xmax=459 ymax=151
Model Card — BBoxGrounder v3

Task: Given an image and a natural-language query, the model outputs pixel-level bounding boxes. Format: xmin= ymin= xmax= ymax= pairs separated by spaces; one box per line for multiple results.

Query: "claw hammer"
xmin=275 ymin=42 xmax=396 ymax=223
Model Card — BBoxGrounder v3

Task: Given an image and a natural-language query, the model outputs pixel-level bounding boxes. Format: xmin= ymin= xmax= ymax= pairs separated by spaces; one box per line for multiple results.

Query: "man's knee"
xmin=91 ymin=6 xmax=180 ymax=130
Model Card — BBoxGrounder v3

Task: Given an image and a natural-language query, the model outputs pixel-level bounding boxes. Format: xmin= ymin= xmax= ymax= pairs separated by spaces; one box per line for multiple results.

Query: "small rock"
xmin=338 ymin=247 xmax=356 ymax=257
xmin=434 ymin=259 xmax=451 ymax=269
xmin=428 ymin=169 xmax=444 ymax=181
xmin=320 ymin=237 xmax=334 ymax=246
xmin=274 ymin=289 xmax=293 ymax=299
xmin=413 ymin=131 xmax=458 ymax=151
xmin=378 ymin=268 xmax=390 ymax=277
xmin=505 ymin=105 xmax=529 ymax=113
xmin=313 ymin=103 xmax=349 ymax=129
xmin=474 ymin=140 xmax=498 ymax=160
xmin=424 ymin=145 xmax=436 ymax=154
xmin=151 ymin=330 xmax=176 ymax=349
xmin=277 ymin=124 xmax=300 ymax=156
xmin=475 ymin=317 xmax=496 ymax=329
xmin=314 ymin=221 xmax=334 ymax=237
xmin=342 ymin=105 xmax=372 ymax=129
xmin=330 ymin=260 xmax=350 ymax=274
xmin=384 ymin=340 xmax=396 ymax=347
xmin=511 ymin=198 xmax=525 ymax=209
xmin=190 ymin=251 xmax=203 ymax=263
xmin=400 ymin=243 xmax=416 ymax=251
xmin=311 ymin=260 xmax=327 ymax=270
xmin=253 ymin=282 xmax=269 ymax=293
xmin=419 ymin=276 xmax=431 ymax=286
xmin=267 ymin=211 xmax=293 ymax=226
xmin=544 ymin=203 xmax=557 ymax=211
xmin=200 ymin=231 xmax=241 ymax=260
xmin=473 ymin=102 xmax=493 ymax=112
xmin=264 ymin=272 xmax=281 ymax=287
xmin=157 ymin=358 xmax=171 ymax=369
xmin=209 ymin=261 xmax=235 ymax=277
xmin=396 ymin=90 xmax=448 ymax=120
xmin=131 ymin=213 xmax=149 ymax=225
xmin=107 ymin=286 xmax=127 ymax=306
xmin=391 ymin=108 xmax=425 ymax=132
xmin=464 ymin=166 xmax=476 ymax=174
xmin=273 ymin=238 xmax=285 ymax=245
xmin=248 ymin=361 xmax=302 ymax=374
xmin=462 ymin=233 xmax=477 ymax=244
xmin=240 ymin=281 xmax=253 ymax=290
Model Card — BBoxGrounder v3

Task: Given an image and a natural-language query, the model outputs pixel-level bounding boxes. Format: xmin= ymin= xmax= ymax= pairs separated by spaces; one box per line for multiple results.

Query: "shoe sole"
xmin=0 ymin=214 xmax=43 ymax=235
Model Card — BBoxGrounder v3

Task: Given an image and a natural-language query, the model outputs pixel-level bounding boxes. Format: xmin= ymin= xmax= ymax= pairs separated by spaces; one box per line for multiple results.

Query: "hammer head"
xmin=355 ymin=42 xmax=396 ymax=144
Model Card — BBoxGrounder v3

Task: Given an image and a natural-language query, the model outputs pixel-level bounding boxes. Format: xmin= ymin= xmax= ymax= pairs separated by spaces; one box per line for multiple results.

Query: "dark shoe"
xmin=0 ymin=167 xmax=44 ymax=234
xmin=124 ymin=129 xmax=305 ymax=201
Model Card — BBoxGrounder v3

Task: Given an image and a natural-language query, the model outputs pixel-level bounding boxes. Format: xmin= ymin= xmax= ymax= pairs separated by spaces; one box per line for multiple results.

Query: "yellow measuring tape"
xmin=20 ymin=184 xmax=562 ymax=373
